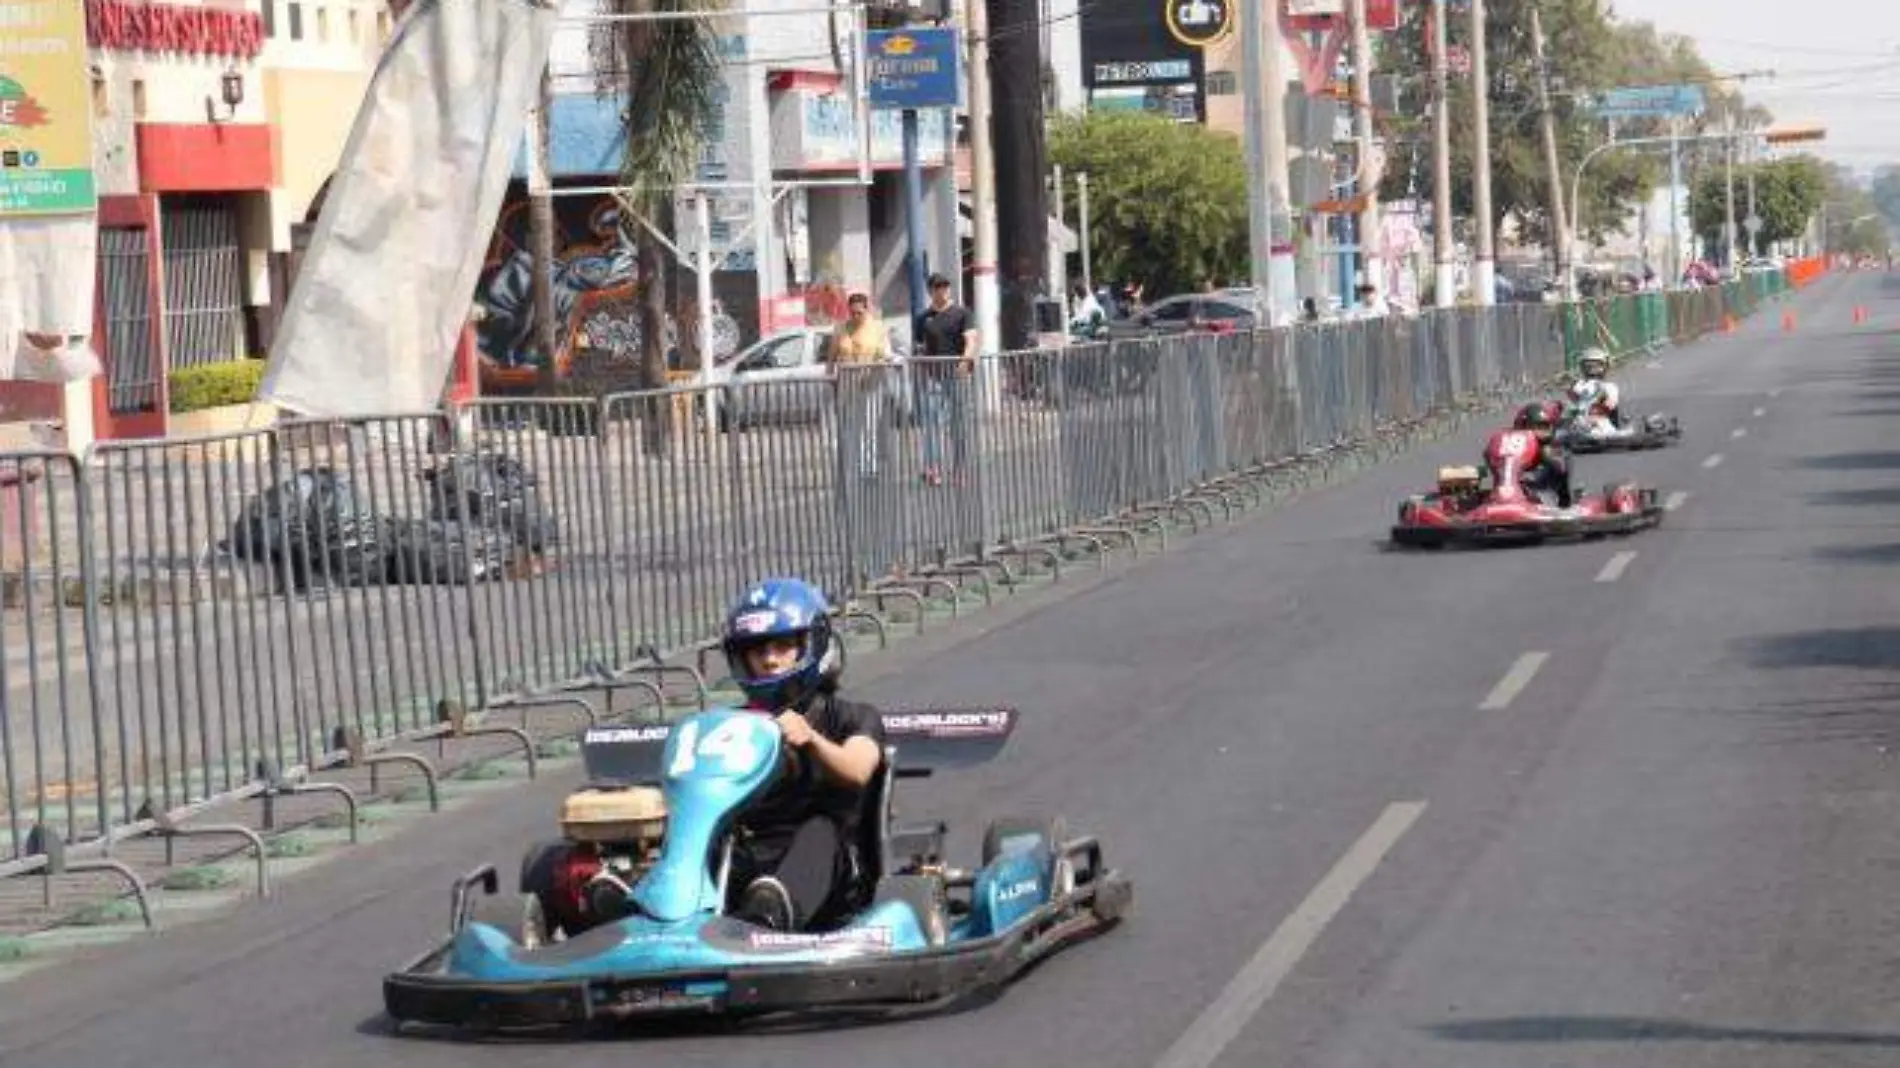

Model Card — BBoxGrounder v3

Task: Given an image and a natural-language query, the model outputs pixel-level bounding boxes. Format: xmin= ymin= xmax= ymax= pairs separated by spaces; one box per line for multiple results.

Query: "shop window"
xmin=377 ymin=10 xmax=391 ymax=40
xmin=262 ymin=0 xmax=275 ymax=36
xmin=287 ymin=2 xmax=303 ymax=40
xmin=91 ymin=70 xmax=108 ymax=118
xmin=132 ymin=79 xmax=147 ymax=121
xmin=316 ymin=6 xmax=330 ymax=42
xmin=1206 ymin=71 xmax=1237 ymax=96
xmin=348 ymin=8 xmax=359 ymax=43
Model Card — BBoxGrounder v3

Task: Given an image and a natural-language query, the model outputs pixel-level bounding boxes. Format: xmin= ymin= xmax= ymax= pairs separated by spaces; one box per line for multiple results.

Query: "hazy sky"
xmin=1609 ymin=0 xmax=1900 ymax=173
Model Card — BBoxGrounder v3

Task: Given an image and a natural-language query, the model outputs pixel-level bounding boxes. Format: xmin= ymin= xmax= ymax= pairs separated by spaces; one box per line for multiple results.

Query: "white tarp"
xmin=260 ymin=0 xmax=558 ymax=418
xmin=0 ymin=215 xmax=103 ymax=382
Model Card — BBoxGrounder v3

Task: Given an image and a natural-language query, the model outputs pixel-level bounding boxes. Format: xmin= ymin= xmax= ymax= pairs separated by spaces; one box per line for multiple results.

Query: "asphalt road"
xmin=0 ymin=273 xmax=1893 ymax=1067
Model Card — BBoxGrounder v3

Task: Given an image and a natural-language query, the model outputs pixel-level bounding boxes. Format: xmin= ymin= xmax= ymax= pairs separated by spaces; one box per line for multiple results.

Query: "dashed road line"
xmin=1702 ymin=453 xmax=1725 ymax=469
xmin=1595 ymin=551 xmax=1637 ymax=584
xmin=1752 ymin=407 xmax=1766 ymax=418
xmin=1731 ymin=427 xmax=1747 ymax=439
xmin=1479 ymin=652 xmax=1551 ymax=711
xmin=1664 ymin=491 xmax=1690 ymax=512
xmin=1151 ymin=801 xmax=1429 ymax=1068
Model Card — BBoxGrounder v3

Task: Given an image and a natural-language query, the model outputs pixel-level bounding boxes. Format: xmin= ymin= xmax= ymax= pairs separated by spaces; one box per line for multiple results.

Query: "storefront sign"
xmin=768 ymin=87 xmax=950 ymax=170
xmin=0 ymin=1 xmax=95 ymax=216
xmin=865 ymin=28 xmax=961 ymax=110
xmin=85 ymin=0 xmax=267 ymax=60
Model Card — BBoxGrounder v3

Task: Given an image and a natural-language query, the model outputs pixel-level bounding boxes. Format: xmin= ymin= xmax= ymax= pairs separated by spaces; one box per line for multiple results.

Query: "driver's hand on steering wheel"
xmin=776 ymin=711 xmax=816 ymax=748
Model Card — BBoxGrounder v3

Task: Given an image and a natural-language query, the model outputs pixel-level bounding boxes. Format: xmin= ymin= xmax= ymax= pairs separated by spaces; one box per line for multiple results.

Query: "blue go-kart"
xmin=381 ymin=705 xmax=1132 ymax=1031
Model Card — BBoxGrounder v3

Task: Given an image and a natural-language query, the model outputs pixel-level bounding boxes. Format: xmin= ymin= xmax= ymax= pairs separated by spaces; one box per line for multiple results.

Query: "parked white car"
xmin=706 ymin=325 xmax=916 ymax=432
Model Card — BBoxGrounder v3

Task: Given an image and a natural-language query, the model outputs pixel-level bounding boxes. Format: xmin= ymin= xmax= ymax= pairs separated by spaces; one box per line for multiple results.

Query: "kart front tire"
xmin=981 ymin=815 xmax=1065 ymax=867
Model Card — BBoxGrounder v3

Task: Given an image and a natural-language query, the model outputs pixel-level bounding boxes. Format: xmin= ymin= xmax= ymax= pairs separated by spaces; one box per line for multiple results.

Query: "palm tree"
xmin=590 ymin=0 xmax=725 ymax=454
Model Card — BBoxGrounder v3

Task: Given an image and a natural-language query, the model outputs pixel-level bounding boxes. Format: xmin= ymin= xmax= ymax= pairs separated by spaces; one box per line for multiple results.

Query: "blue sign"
xmin=1591 ymin=84 xmax=1706 ymax=119
xmin=866 ymin=28 xmax=962 ymax=111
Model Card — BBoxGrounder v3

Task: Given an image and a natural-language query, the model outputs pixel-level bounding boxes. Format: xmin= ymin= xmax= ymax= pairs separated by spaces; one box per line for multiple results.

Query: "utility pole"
xmin=1052 ymin=164 xmax=1069 ymax=327
xmin=1241 ymin=0 xmax=1274 ymax=305
xmin=1531 ymin=5 xmax=1568 ymax=295
xmin=1724 ymin=110 xmax=1738 ymax=270
xmin=1745 ymin=122 xmax=1760 ymax=258
xmin=965 ymin=0 xmax=1001 ymax=358
xmin=1669 ymin=116 xmax=1682 ymax=285
xmin=1468 ymin=0 xmax=1495 ymax=306
xmin=528 ymin=61 xmax=558 ymax=388
xmin=1077 ymin=171 xmax=1093 ymax=296
xmin=1348 ymin=0 xmax=1381 ymax=302
xmin=1430 ymin=0 xmax=1454 ymax=308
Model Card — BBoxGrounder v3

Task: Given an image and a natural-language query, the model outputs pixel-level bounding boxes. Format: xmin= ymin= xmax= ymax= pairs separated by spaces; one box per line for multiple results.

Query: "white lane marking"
xmin=1595 ymin=551 xmax=1637 ymax=584
xmin=1702 ymin=453 xmax=1725 ymax=469
xmin=1479 ymin=652 xmax=1551 ymax=711
xmin=1151 ymin=802 xmax=1428 ymax=1068
xmin=1752 ymin=407 xmax=1766 ymax=418
xmin=1768 ymin=389 xmax=1782 ymax=399
xmin=1731 ymin=427 xmax=1747 ymax=439
xmin=1664 ymin=491 xmax=1690 ymax=512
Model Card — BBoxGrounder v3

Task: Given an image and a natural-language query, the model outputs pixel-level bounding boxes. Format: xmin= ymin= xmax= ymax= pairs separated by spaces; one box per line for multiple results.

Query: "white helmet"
xmin=1578 ymin=348 xmax=1609 ymax=376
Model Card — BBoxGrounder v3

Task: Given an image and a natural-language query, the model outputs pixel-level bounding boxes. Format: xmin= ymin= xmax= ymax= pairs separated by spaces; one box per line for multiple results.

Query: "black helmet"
xmin=1513 ymin=402 xmax=1554 ymax=433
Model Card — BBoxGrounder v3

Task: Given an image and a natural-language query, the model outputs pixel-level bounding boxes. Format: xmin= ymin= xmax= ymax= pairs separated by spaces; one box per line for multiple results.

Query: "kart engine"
xmin=1436 ymin=465 xmax=1485 ymax=506
xmin=544 ymin=786 xmax=668 ymax=935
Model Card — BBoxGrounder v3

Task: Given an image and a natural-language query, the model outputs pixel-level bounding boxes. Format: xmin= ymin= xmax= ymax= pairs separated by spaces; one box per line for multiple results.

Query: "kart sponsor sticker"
xmin=585 ymin=724 xmax=671 ymax=745
xmin=882 ymin=708 xmax=1014 ymax=738
xmin=995 ymin=877 xmax=1040 ymax=904
xmin=733 ymin=610 xmax=778 ymax=635
xmin=745 ymin=927 xmax=895 ymax=951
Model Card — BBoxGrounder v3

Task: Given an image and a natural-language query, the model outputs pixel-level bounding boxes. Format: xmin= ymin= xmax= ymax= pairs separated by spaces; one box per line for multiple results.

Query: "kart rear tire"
xmin=469 ymin=892 xmax=548 ymax=950
xmin=873 ymin=874 xmax=949 ymax=947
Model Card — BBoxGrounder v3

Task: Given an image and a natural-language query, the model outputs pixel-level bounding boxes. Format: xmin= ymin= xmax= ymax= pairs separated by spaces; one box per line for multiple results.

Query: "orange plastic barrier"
xmin=1787 ymin=256 xmax=1828 ymax=288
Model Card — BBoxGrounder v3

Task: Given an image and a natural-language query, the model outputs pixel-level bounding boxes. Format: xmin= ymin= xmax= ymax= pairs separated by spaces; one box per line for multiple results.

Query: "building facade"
xmin=473 ymin=0 xmax=961 ymax=395
xmin=0 ymin=0 xmax=393 ymax=442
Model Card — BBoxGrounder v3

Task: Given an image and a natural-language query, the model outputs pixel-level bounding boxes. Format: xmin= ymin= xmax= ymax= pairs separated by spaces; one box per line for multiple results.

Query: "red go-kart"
xmin=1390 ymin=428 xmax=1666 ymax=549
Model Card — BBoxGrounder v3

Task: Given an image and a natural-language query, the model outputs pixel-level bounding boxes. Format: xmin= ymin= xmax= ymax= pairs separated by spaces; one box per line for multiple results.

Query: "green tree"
xmin=592 ymin=0 xmax=724 ymax=452
xmin=1821 ymin=163 xmax=1891 ymax=258
xmin=1048 ymin=112 xmax=1248 ymax=296
xmin=1375 ymin=3 xmax=1744 ymax=249
xmin=1689 ymin=156 xmax=1825 ymax=250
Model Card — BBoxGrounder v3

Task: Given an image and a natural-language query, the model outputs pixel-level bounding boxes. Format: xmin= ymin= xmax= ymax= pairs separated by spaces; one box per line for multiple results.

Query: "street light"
xmin=1567 ymin=128 xmax=1753 ymax=297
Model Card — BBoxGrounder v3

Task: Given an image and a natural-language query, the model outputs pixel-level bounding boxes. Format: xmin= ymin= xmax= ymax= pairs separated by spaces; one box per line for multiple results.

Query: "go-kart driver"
xmin=1566 ymin=348 xmax=1623 ymax=429
xmin=1503 ymin=402 xmax=1574 ymax=508
xmin=720 ymin=578 xmax=886 ymax=933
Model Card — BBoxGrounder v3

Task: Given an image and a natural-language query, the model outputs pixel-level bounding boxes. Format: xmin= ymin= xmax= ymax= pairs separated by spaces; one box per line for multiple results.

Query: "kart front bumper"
xmin=1391 ymin=502 xmax=1664 ymax=548
xmin=384 ymin=876 xmax=1130 ymax=1031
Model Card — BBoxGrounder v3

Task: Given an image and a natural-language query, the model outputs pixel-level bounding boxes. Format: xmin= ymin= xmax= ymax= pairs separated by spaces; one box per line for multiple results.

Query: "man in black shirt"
xmin=916 ymin=273 xmax=980 ymax=484
xmin=721 ymin=578 xmax=887 ymax=931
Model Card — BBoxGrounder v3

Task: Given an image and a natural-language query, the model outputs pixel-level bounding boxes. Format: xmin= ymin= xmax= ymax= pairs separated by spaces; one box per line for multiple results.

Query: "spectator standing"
xmin=916 ymin=273 xmax=980 ymax=486
xmin=829 ymin=292 xmax=893 ymax=477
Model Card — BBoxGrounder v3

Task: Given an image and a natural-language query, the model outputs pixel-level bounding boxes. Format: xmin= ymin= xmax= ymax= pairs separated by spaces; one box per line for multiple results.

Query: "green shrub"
xmin=169 ymin=360 xmax=266 ymax=414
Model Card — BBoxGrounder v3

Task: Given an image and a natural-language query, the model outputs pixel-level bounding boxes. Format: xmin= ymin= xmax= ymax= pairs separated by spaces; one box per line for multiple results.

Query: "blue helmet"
xmin=721 ymin=578 xmax=841 ymax=709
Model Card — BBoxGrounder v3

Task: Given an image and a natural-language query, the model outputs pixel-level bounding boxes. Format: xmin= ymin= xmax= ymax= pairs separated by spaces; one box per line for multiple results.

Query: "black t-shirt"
xmin=918 ymin=303 xmax=971 ymax=376
xmin=742 ymin=691 xmax=886 ymax=836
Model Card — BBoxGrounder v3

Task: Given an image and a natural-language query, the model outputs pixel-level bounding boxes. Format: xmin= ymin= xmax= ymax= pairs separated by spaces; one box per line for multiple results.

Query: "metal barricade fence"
xmin=0 ymin=453 xmax=100 ymax=869
xmin=0 ymin=277 xmax=1804 ymax=885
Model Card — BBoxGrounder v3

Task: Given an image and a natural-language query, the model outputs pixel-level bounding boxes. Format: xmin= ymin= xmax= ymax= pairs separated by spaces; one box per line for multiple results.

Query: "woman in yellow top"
xmin=829 ymin=293 xmax=893 ymax=478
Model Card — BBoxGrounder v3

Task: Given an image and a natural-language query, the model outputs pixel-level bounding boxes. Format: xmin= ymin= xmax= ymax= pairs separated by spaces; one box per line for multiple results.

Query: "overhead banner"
xmin=261 ymin=0 xmax=558 ymax=418
xmin=0 ymin=0 xmax=100 ymax=382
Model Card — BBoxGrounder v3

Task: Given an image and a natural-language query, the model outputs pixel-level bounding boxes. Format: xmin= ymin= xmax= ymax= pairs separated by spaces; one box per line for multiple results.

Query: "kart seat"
xmin=844 ymin=746 xmax=945 ymax=909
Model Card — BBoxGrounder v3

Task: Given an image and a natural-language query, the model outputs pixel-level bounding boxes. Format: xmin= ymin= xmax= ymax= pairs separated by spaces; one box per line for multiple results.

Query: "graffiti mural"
xmin=475 ymin=190 xmax=758 ymax=395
